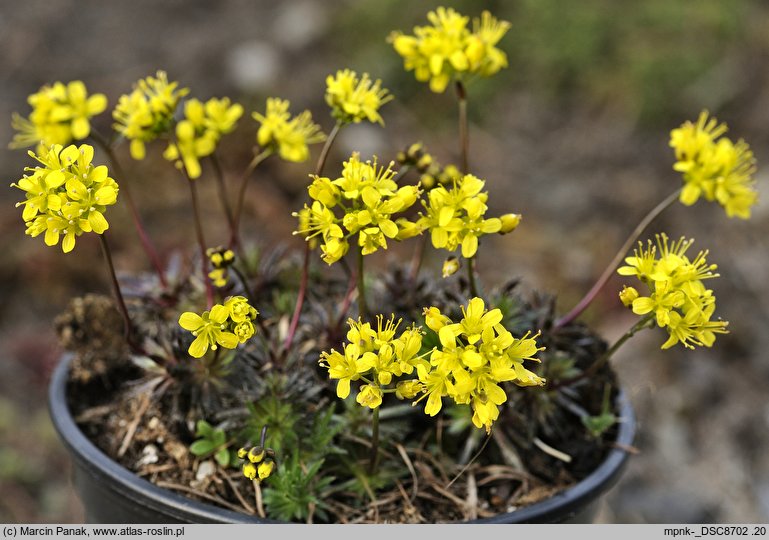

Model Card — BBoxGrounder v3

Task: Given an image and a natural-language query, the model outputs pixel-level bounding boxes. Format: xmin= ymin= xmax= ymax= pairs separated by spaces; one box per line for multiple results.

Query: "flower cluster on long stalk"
xmin=12 ymin=143 xmax=118 ymax=253
xmin=11 ymin=81 xmax=107 ymax=151
xmin=294 ymin=154 xmax=421 ymax=265
xmin=618 ymin=234 xmax=728 ymax=349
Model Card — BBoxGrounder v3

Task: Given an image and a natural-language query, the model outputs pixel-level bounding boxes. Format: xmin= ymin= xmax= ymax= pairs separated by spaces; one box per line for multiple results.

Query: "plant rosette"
xmin=10 ymin=6 xmax=757 ymax=524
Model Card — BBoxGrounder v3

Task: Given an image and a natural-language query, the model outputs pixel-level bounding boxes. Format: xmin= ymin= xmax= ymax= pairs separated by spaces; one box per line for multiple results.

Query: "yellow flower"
xmin=670 ymin=111 xmax=758 ymax=219
xmin=617 ymin=234 xmax=729 ymax=349
xmin=418 ymin=173 xmax=511 ymax=260
xmin=252 ymin=98 xmax=325 ymax=163
xmin=296 ymin=154 xmax=422 ymax=264
xmin=203 ymin=97 xmax=243 ymax=137
xmin=12 ymin=144 xmax=118 ymax=253
xmin=416 ymin=300 xmax=544 ymax=431
xmin=389 ymin=8 xmax=510 ymax=93
xmin=178 ymin=304 xmax=239 ymax=358
xmin=113 ymin=71 xmax=189 ymax=160
xmin=356 ymin=384 xmax=383 ymax=409
xmin=10 ymin=81 xmax=107 ymax=151
xmin=319 ymin=344 xmax=364 ymax=399
xmin=163 ymin=97 xmax=241 ymax=179
xmin=325 ymin=69 xmax=392 ymax=125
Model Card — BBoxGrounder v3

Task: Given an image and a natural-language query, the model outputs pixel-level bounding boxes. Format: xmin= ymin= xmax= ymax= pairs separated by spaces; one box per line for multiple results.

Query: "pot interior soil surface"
xmin=53 ymin=261 xmax=634 ymax=524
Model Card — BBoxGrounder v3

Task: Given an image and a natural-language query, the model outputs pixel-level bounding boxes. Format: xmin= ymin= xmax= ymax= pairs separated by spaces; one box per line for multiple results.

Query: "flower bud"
xmin=499 ymin=213 xmax=522 ymax=234
xmin=442 ymin=256 xmax=460 ymax=278
xmin=619 ymin=286 xmax=639 ymax=307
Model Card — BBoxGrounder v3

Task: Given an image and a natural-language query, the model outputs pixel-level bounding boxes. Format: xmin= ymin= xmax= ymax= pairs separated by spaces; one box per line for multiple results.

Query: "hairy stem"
xmin=554 ymin=189 xmax=682 ymax=328
xmin=91 ymin=132 xmax=168 ymax=287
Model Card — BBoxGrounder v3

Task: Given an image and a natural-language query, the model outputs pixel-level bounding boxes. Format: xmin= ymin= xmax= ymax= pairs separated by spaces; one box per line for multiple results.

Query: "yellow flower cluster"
xmin=164 ymin=97 xmax=244 ymax=179
xmin=206 ymin=246 xmax=236 ymax=288
xmin=417 ymin=173 xmax=520 ymax=259
xmin=12 ymin=144 xmax=118 ymax=253
xmin=418 ymin=298 xmax=544 ymax=433
xmin=237 ymin=445 xmax=275 ymax=482
xmin=319 ymin=299 xmax=544 ymax=433
xmin=389 ymin=8 xmax=510 ymax=93
xmin=294 ymin=153 xmax=421 ymax=264
xmin=670 ymin=111 xmax=758 ymax=219
xmin=112 ymin=71 xmax=189 ymax=160
xmin=618 ymin=234 xmax=729 ymax=349
xmin=178 ymin=296 xmax=258 ymax=358
xmin=252 ymin=98 xmax=325 ymax=163
xmin=10 ymin=81 xmax=107 ymax=151
xmin=319 ymin=315 xmax=427 ymax=409
xmin=325 ymin=69 xmax=392 ymax=125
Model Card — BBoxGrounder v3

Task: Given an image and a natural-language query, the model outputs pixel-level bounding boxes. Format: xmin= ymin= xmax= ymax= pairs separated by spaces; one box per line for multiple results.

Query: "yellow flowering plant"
xmin=10 ymin=6 xmax=758 ymax=524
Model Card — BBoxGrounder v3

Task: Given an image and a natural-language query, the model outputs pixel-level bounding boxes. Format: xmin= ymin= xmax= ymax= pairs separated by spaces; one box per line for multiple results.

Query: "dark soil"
xmin=55 ymin=258 xmax=624 ymax=524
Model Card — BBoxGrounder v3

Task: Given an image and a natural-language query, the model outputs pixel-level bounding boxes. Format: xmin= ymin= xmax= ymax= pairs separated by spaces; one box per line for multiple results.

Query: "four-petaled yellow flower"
xmin=617 ymin=233 xmax=729 ymax=349
xmin=11 ymin=81 xmax=107 ymax=151
xmin=389 ymin=8 xmax=510 ymax=93
xmin=670 ymin=111 xmax=758 ymax=219
xmin=325 ymin=69 xmax=392 ymax=125
xmin=113 ymin=71 xmax=189 ymax=160
xmin=12 ymin=143 xmax=118 ymax=253
xmin=252 ymin=98 xmax=326 ymax=163
xmin=178 ymin=296 xmax=258 ymax=358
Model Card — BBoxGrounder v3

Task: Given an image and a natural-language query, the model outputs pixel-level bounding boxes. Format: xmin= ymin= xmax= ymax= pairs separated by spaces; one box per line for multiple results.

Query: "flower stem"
xmin=186 ymin=177 xmax=214 ymax=309
xmin=230 ymin=149 xmax=273 ymax=250
xmin=283 ymin=242 xmax=309 ymax=353
xmin=455 ymin=81 xmax=469 ymax=174
xmin=357 ymin=248 xmax=368 ymax=321
xmin=210 ymin=151 xmax=236 ymax=235
xmin=368 ymin=406 xmax=380 ymax=475
xmin=315 ymin=122 xmax=341 ymax=179
xmin=90 ymin=132 xmax=168 ymax=288
xmin=549 ymin=314 xmax=655 ymax=390
xmin=98 ymin=233 xmax=134 ymax=346
xmin=283 ymin=122 xmax=343 ymax=354
xmin=467 ymin=256 xmax=479 ymax=297
xmin=554 ymin=188 xmax=682 ymax=329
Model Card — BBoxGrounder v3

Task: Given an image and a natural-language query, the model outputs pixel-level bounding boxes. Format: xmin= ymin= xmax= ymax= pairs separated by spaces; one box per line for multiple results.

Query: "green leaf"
xmin=195 ymin=420 xmax=214 ymax=438
xmin=215 ymin=448 xmax=230 ymax=467
xmin=190 ymin=439 xmax=216 ymax=456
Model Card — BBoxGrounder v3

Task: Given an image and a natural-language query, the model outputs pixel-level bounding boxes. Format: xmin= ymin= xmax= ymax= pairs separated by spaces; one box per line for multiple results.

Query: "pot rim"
xmin=49 ymin=353 xmax=636 ymax=524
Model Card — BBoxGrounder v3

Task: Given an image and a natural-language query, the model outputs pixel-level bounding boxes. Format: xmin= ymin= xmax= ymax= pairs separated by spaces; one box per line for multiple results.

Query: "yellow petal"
xmin=178 ymin=312 xmax=204 ymax=331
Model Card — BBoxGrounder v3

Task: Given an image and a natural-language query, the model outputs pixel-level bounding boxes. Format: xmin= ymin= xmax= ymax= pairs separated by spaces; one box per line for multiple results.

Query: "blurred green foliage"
xmin=331 ymin=0 xmax=763 ymax=125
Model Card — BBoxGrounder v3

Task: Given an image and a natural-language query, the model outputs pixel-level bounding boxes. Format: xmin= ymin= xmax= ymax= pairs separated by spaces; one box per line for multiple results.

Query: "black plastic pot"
xmin=49 ymin=353 xmax=636 ymax=524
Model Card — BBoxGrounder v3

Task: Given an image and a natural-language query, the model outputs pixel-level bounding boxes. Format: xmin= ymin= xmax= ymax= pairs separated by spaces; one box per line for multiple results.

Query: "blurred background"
xmin=1 ymin=0 xmax=769 ymax=523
